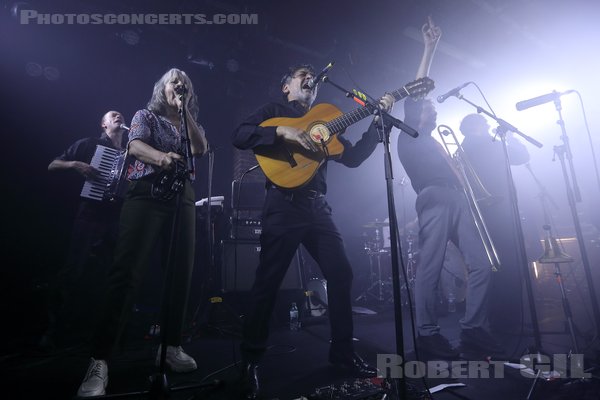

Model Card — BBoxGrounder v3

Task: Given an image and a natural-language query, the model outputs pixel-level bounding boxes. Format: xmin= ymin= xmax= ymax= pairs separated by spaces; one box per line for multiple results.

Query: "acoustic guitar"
xmin=255 ymin=77 xmax=434 ymax=189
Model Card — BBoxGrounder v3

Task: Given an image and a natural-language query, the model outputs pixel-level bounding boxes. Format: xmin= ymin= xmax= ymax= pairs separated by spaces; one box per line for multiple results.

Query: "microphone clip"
xmin=437 ymin=82 xmax=471 ymax=104
xmin=307 ymin=62 xmax=335 ymax=90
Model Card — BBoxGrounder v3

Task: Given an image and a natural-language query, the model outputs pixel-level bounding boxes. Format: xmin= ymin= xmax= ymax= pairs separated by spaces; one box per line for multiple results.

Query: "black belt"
xmin=268 ymin=185 xmax=325 ymax=200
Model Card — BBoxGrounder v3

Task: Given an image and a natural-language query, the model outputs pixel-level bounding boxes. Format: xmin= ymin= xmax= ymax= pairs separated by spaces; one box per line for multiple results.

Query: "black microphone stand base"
xmin=198 ymin=296 xmax=244 ymax=338
xmin=99 ymin=374 xmax=222 ymax=400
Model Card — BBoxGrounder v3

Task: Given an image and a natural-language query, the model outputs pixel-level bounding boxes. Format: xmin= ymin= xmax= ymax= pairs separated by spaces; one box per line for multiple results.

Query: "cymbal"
xmin=362 ymin=221 xmax=389 ymax=228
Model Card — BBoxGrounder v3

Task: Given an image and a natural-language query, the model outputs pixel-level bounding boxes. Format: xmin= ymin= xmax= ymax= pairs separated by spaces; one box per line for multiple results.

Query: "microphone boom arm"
xmin=458 ymin=96 xmax=543 ymax=148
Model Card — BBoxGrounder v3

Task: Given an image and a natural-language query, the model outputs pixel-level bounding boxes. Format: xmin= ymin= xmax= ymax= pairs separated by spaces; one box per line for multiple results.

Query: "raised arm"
xmin=416 ymin=16 xmax=442 ymax=79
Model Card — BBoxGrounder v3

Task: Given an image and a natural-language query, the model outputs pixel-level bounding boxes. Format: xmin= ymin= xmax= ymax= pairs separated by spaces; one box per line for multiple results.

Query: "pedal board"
xmin=305 ymin=378 xmax=387 ymax=399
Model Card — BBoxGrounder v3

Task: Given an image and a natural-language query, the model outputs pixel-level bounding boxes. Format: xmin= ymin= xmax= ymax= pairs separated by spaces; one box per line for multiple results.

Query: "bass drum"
xmin=306 ymin=278 xmax=328 ymax=317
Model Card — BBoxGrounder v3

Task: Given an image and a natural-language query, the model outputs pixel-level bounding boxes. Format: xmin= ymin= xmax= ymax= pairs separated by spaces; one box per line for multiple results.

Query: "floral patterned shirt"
xmin=126 ymin=109 xmax=184 ymax=180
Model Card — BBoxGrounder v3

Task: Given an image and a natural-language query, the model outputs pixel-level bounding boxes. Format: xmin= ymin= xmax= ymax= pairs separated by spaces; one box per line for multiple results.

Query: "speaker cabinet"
xmin=221 ymin=240 xmax=302 ymax=292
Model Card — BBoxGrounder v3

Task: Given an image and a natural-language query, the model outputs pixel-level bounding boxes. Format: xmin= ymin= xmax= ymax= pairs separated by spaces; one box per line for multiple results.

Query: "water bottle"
xmin=149 ymin=324 xmax=161 ymax=336
xmin=289 ymin=302 xmax=300 ymax=331
xmin=447 ymin=292 xmax=456 ymax=313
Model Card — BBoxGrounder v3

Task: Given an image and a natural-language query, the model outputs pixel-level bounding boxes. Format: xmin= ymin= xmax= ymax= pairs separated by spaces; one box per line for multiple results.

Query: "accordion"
xmin=80 ymin=145 xmax=128 ymax=202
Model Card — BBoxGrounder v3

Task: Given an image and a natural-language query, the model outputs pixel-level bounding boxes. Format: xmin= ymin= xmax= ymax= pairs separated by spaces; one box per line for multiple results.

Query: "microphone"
xmin=515 ymin=90 xmax=574 ymax=111
xmin=174 ymin=85 xmax=188 ymax=96
xmin=119 ymin=124 xmax=130 ymax=131
xmin=379 ymin=112 xmax=418 ymax=138
xmin=306 ymin=62 xmax=334 ymax=89
xmin=437 ymin=82 xmax=471 ymax=103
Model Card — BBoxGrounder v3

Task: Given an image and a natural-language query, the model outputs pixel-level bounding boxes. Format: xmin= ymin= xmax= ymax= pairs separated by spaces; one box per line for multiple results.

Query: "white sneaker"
xmin=156 ymin=345 xmax=197 ymax=372
xmin=77 ymin=358 xmax=108 ymax=397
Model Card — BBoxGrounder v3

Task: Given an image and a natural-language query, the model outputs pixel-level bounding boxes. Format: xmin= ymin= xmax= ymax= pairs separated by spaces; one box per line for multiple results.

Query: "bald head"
xmin=101 ymin=111 xmax=125 ymax=133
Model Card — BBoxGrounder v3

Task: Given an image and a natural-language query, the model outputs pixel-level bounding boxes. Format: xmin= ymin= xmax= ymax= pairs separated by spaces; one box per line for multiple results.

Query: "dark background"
xmin=1 ymin=0 xmax=600 ymax=349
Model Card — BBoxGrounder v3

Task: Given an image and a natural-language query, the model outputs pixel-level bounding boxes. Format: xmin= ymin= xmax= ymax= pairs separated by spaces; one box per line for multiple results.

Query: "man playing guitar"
xmin=232 ymin=63 xmax=394 ymax=398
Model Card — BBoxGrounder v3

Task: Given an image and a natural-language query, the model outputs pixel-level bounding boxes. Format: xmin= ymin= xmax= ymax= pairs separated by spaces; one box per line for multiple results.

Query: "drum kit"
xmin=302 ymin=215 xmax=467 ymax=313
xmin=355 ymin=219 xmax=418 ymax=305
xmin=355 ymin=218 xmax=468 ymax=309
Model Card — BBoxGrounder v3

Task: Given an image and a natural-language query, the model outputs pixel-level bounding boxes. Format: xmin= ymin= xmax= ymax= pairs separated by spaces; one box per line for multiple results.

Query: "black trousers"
xmin=484 ymin=201 xmax=524 ymax=330
xmin=241 ymin=188 xmax=355 ymax=362
xmin=49 ymin=201 xmax=120 ymax=342
xmin=91 ymin=179 xmax=196 ymax=359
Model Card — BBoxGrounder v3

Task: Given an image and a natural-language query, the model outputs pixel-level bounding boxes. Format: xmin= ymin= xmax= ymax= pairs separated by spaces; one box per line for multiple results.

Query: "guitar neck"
xmin=325 ymin=85 xmax=412 ymax=134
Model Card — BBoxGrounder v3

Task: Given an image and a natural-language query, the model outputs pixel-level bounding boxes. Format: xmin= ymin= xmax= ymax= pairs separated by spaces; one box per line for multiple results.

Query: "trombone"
xmin=437 ymin=124 xmax=501 ymax=272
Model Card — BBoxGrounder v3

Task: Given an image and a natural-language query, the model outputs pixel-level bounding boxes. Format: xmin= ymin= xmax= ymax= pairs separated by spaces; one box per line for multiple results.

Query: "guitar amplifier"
xmin=230 ymin=217 xmax=262 ymax=240
xmin=231 ymin=180 xmax=266 ymax=209
xmin=221 ymin=240 xmax=302 ymax=292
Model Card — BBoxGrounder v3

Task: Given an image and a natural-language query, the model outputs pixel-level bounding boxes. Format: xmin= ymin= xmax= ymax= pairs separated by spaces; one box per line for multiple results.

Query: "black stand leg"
xmin=355 ymin=247 xmax=392 ymax=304
xmin=554 ymin=145 xmax=600 ymax=338
xmin=381 ymin=126 xmax=408 ymax=399
xmin=553 ymin=263 xmax=580 ymax=354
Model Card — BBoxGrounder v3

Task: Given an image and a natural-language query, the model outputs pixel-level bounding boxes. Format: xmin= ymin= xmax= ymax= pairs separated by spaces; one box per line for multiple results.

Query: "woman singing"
xmin=77 ymin=68 xmax=208 ymax=397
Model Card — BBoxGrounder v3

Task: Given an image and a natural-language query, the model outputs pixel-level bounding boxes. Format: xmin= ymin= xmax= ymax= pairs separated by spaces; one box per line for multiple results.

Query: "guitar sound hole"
xmin=309 ymin=124 xmax=330 ymax=143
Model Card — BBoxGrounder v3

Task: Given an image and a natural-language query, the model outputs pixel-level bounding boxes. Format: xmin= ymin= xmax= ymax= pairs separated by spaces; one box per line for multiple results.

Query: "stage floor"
xmin=2 ymin=301 xmax=599 ymax=399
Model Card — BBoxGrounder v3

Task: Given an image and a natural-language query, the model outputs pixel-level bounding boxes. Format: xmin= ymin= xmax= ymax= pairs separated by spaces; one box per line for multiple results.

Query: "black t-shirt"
xmin=461 ymin=134 xmax=529 ymax=198
xmin=397 ymin=133 xmax=461 ymax=194
xmin=55 ymin=134 xmax=115 ymax=165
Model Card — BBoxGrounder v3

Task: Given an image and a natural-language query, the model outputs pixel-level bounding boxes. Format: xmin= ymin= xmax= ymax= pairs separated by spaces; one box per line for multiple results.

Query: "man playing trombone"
xmin=459 ymin=113 xmax=530 ymax=332
xmin=398 ymin=18 xmax=503 ymax=359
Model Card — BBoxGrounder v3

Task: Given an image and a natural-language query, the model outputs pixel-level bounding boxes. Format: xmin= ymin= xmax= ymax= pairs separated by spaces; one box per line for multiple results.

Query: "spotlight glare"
xmin=25 ymin=62 xmax=43 ymax=77
xmin=43 ymin=66 xmax=60 ymax=81
xmin=226 ymin=58 xmax=239 ymax=73
xmin=120 ymin=30 xmax=140 ymax=46
xmin=187 ymin=55 xmax=215 ymax=70
xmin=10 ymin=2 xmax=29 ymax=19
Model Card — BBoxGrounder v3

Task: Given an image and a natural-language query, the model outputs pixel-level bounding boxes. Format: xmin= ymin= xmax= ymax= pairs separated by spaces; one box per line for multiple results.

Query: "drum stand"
xmin=355 ymin=248 xmax=392 ymax=303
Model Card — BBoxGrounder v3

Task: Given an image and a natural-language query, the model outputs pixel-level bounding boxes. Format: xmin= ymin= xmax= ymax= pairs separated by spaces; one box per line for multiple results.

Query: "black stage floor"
xmin=2 ymin=302 xmax=599 ymax=400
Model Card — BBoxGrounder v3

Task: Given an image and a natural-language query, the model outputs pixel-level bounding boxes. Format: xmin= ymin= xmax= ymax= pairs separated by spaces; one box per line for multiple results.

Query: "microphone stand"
xmin=322 ymin=76 xmax=413 ymax=399
xmin=551 ymin=97 xmax=600 ymax=340
xmin=451 ymin=93 xmax=546 ymax=354
xmin=525 ymin=163 xmax=560 ymax=223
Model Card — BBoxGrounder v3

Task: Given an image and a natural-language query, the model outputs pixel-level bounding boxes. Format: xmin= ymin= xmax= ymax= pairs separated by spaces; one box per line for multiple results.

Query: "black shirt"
xmin=55 ymin=134 xmax=116 ymax=166
xmin=397 ymin=133 xmax=461 ymax=194
xmin=461 ymin=134 xmax=529 ymax=198
xmin=232 ymin=99 xmax=381 ymax=194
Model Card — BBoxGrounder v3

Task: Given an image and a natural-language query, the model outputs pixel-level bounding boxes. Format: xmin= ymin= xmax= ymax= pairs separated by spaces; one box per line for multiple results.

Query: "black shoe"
xmin=416 ymin=334 xmax=459 ymax=359
xmin=241 ymin=362 xmax=259 ymax=399
xmin=460 ymin=327 xmax=504 ymax=356
xmin=329 ymin=351 xmax=378 ymax=377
